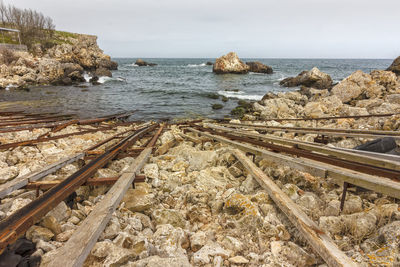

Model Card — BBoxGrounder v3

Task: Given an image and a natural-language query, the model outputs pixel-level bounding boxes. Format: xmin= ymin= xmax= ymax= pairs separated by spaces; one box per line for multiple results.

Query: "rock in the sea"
xmin=246 ymin=61 xmax=273 ymax=74
xmin=331 ymin=70 xmax=385 ymax=103
xmin=135 ymin=59 xmax=157 ymax=66
xmin=387 ymin=56 xmax=400 ymax=75
xmin=94 ymin=67 xmax=112 ymax=77
xmin=213 ymin=52 xmax=250 ymax=74
xmin=279 ymin=67 xmax=332 ymax=89
xmin=206 ymin=61 xmax=213 ymax=66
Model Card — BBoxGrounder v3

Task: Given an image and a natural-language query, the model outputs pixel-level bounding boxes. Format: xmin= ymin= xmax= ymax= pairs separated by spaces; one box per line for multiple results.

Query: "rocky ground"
xmin=1 ymin=57 xmax=400 ymax=266
xmin=0 ymin=121 xmax=398 ymax=266
xmin=0 ymin=32 xmax=117 ymax=89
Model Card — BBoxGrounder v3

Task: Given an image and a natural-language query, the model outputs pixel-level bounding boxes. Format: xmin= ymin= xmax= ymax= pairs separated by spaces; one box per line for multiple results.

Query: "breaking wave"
xmin=187 ymin=63 xmax=206 ymax=67
xmin=217 ymin=90 xmax=263 ymax=101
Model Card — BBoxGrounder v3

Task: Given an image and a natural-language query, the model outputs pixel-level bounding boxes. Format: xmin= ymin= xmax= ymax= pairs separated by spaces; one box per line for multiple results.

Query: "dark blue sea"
xmin=0 ymin=58 xmax=393 ymax=120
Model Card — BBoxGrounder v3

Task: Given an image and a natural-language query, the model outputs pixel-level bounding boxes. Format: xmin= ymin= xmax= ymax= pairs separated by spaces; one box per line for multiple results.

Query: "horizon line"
xmin=111 ymin=57 xmax=394 ymax=60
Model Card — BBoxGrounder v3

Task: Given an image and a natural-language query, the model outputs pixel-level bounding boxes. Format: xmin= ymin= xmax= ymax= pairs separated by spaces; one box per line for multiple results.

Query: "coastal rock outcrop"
xmin=280 ymin=67 xmax=333 ymax=89
xmin=135 ymin=59 xmax=157 ymax=67
xmin=0 ymin=34 xmax=117 ymax=89
xmin=331 ymin=70 xmax=385 ymax=103
xmin=213 ymin=52 xmax=250 ymax=74
xmin=387 ymin=56 xmax=400 ymax=75
xmin=246 ymin=61 xmax=273 ymax=74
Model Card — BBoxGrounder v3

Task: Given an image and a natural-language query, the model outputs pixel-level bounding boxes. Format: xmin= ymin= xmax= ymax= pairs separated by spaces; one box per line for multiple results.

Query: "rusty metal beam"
xmin=196 ymin=125 xmax=400 ymax=181
xmin=223 ymin=113 xmax=398 ymax=122
xmin=24 ymin=175 xmax=146 ymax=190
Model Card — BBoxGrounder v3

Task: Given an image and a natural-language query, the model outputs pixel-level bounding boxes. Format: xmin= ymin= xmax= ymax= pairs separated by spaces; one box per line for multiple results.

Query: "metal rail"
xmin=221 ymin=123 xmax=400 ymax=140
xmin=223 ymin=112 xmax=398 ymax=122
xmin=0 ymin=124 xmax=158 ymax=253
xmin=194 ymin=125 xmax=400 ymax=181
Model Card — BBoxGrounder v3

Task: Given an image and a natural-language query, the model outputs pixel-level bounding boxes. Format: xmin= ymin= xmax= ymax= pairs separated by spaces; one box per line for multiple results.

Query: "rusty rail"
xmin=0 ymin=123 xmax=157 ymax=253
xmin=224 ymin=113 xmax=398 ymax=122
xmin=194 ymin=125 xmax=400 ymax=181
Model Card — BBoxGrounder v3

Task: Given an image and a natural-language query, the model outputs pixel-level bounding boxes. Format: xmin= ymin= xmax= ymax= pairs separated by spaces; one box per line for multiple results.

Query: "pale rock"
xmin=68 ymin=216 xmax=80 ymax=225
xmin=190 ymin=231 xmax=207 ymax=252
xmin=331 ymin=70 xmax=384 ymax=103
xmin=319 ymin=216 xmax=343 ymax=236
xmin=213 ymin=52 xmax=249 ymax=74
xmin=152 ymin=209 xmax=186 ymax=228
xmin=371 ymin=70 xmax=399 ymax=92
xmin=194 ymin=166 xmax=239 ymax=191
xmin=282 ymin=183 xmax=300 ymax=201
xmin=100 ymin=217 xmax=121 ymax=240
xmin=61 ymin=222 xmax=77 ymax=232
xmin=91 ymin=240 xmax=138 ymax=266
xmin=169 ymin=144 xmax=217 ymax=171
xmin=240 ymin=174 xmax=259 ymax=193
xmin=152 ymin=224 xmax=187 ymax=257
xmin=131 ymin=213 xmax=153 ymax=230
xmin=304 ymin=101 xmax=327 ymax=118
xmin=213 ymin=256 xmax=224 ymax=267
xmin=36 ymin=239 xmax=56 ymax=252
xmin=6 ymin=198 xmax=31 ymax=216
xmin=342 ymin=195 xmax=363 ymax=214
xmin=0 ymin=166 xmax=19 ymax=184
xmin=258 ymin=98 xmax=297 ymax=119
xmin=296 ymin=193 xmax=323 ymax=218
xmin=193 ymin=242 xmax=231 ymax=265
xmin=324 ymin=200 xmax=340 ymax=216
xmin=386 ymin=94 xmax=400 ymax=104
xmin=229 ymin=256 xmax=249 ymax=264
xmin=224 ymin=193 xmax=260 ymax=217
xmin=26 ymin=225 xmax=54 ymax=242
xmin=113 ymin=232 xmax=149 ymax=255
xmin=160 ymin=131 xmax=175 ymax=145
xmin=55 ymin=229 xmax=74 ymax=242
xmin=221 ymin=236 xmax=243 ymax=253
xmin=46 ymin=201 xmax=69 ymax=222
xmin=123 ymin=188 xmax=154 ymax=212
xmin=342 ymin=212 xmax=377 ymax=238
xmin=127 ymin=216 xmax=143 ymax=231
xmin=143 ymin=163 xmax=159 ymax=179
xmin=40 ymin=215 xmax=62 ymax=235
xmin=270 ymin=241 xmax=315 ymax=266
xmin=125 ymin=255 xmax=191 ymax=267
xmin=228 ymin=165 xmax=242 ymax=178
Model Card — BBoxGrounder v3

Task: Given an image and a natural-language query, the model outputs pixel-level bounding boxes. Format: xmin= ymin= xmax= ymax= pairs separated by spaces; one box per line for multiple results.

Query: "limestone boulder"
xmin=123 ymin=188 xmax=154 ymax=213
xmin=280 ymin=67 xmax=332 ymax=89
xmin=371 ymin=70 xmax=400 ymax=93
xmin=126 ymin=255 xmax=191 ymax=267
xmin=152 ymin=224 xmax=187 ymax=257
xmin=151 ymin=209 xmax=186 ymax=228
xmin=246 ymin=61 xmax=273 ymax=74
xmin=213 ymin=52 xmax=250 ymax=74
xmin=90 ymin=240 xmax=138 ymax=266
xmin=26 ymin=226 xmax=54 ymax=242
xmin=331 ymin=70 xmax=385 ymax=103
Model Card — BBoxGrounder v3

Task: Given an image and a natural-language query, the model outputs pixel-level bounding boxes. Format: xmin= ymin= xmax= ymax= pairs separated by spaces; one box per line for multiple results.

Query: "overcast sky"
xmin=9 ymin=0 xmax=400 ymax=59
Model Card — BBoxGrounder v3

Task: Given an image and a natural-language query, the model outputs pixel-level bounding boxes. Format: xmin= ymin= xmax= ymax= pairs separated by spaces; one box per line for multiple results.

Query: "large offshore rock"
xmin=331 ymin=70 xmax=385 ymax=103
xmin=279 ymin=67 xmax=333 ymax=89
xmin=213 ymin=52 xmax=250 ymax=74
xmin=246 ymin=61 xmax=273 ymax=74
xmin=387 ymin=56 xmax=400 ymax=75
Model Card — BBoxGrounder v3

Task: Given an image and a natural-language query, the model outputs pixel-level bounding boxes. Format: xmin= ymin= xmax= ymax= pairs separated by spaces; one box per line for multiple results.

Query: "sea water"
xmin=0 ymin=58 xmax=392 ymax=120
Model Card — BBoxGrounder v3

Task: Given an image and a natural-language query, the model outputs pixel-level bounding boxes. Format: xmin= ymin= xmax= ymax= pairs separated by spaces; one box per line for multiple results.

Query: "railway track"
xmin=0 ymin=121 xmax=163 ymax=254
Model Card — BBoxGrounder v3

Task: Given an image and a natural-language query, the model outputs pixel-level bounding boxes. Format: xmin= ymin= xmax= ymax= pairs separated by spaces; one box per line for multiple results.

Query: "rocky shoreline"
xmin=0 ymin=55 xmax=400 ymax=267
xmin=0 ymin=33 xmax=117 ymax=89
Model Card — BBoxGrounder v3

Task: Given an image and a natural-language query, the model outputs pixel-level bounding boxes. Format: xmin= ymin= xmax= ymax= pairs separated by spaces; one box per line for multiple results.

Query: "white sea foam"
xmin=187 ymin=63 xmax=206 ymax=67
xmin=97 ymin=76 xmax=126 ymax=84
xmin=83 ymin=73 xmax=91 ymax=82
xmin=131 ymin=63 xmax=139 ymax=67
xmin=217 ymin=90 xmax=263 ymax=101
